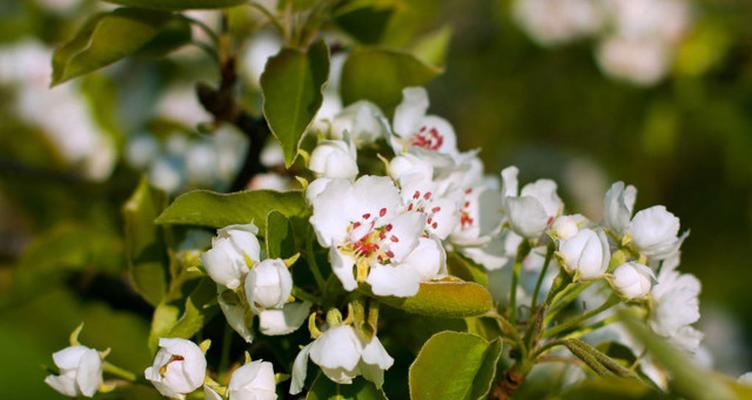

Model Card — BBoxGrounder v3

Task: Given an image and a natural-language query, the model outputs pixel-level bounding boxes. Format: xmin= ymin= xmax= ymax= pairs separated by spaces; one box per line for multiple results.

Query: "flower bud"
xmin=603 ymin=181 xmax=636 ymax=236
xmin=626 ymin=205 xmax=682 ymax=260
xmin=201 ymin=224 xmax=260 ymax=289
xmin=144 ymin=338 xmax=206 ymax=399
xmin=552 ymin=214 xmax=586 ymax=240
xmin=309 ymin=140 xmax=358 ymax=179
xmin=44 ymin=345 xmax=102 ymax=398
xmin=245 ymin=259 xmax=293 ymax=310
xmin=611 ymin=262 xmax=653 ymax=299
xmin=227 ymin=360 xmax=277 ymax=400
xmin=558 ymin=228 xmax=610 ymax=279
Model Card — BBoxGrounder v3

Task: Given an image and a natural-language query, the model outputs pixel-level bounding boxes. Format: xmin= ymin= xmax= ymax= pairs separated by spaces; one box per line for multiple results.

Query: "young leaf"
xmin=103 ymin=0 xmax=246 ymax=10
xmin=52 ymin=8 xmax=178 ymax=85
xmin=155 ymin=189 xmax=308 ymax=230
xmin=409 ymin=331 xmax=502 ymax=400
xmin=447 ymin=252 xmax=488 ymax=286
xmin=306 ymin=374 xmax=387 ymax=400
xmin=261 ymin=40 xmax=330 ymax=166
xmin=377 ymin=281 xmax=493 ymax=318
xmin=340 ymin=48 xmax=440 ymax=115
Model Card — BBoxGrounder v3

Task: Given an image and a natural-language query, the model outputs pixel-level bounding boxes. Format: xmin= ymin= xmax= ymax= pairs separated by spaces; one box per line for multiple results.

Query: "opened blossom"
xmin=144 ymin=338 xmax=206 ymax=399
xmin=501 ymin=166 xmax=564 ymax=239
xmin=44 ymin=345 xmax=103 ymax=398
xmin=391 ymin=87 xmax=458 ymax=157
xmin=308 ymin=138 xmax=358 ymax=179
xmin=650 ymin=267 xmax=703 ymax=353
xmin=626 ymin=205 xmax=686 ymax=260
xmin=308 ymin=176 xmax=446 ymax=297
xmin=603 ymin=181 xmax=637 ymax=236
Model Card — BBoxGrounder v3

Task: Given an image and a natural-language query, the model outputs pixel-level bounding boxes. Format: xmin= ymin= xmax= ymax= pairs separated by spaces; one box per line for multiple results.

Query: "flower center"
xmin=406 ymin=190 xmax=441 ymax=231
xmin=460 ymin=188 xmax=475 ymax=230
xmin=159 ymin=355 xmax=184 ymax=377
xmin=340 ymin=208 xmax=401 ymax=282
xmin=410 ymin=126 xmax=444 ymax=151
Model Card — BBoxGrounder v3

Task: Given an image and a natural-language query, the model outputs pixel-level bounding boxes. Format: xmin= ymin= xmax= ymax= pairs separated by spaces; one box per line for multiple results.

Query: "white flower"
xmin=626 ymin=205 xmax=685 ymax=260
xmin=308 ymin=176 xmax=445 ymax=297
xmin=201 ymin=224 xmax=261 ymax=289
xmin=330 ymin=100 xmax=389 ymax=146
xmin=552 ymin=214 xmax=588 ymax=240
xmin=596 ymin=36 xmax=670 ymax=86
xmin=611 ymin=262 xmax=653 ymax=299
xmin=650 ymin=268 xmax=702 ymax=352
xmin=738 ymin=372 xmax=752 ymax=385
xmin=391 ymin=87 xmax=458 ymax=156
xmin=603 ymin=181 xmax=637 ymax=236
xmin=309 ymin=139 xmax=358 ymax=179
xmin=501 ymin=166 xmax=563 ymax=239
xmin=227 ymin=360 xmax=277 ymax=400
xmin=258 ymin=301 xmax=312 ymax=336
xmin=245 ymin=259 xmax=293 ymax=310
xmin=513 ymin=0 xmax=604 ymax=46
xmin=44 ymin=345 xmax=102 ymax=398
xmin=145 ymin=338 xmax=207 ymax=399
xmin=558 ymin=228 xmax=610 ymax=280
xmin=290 ymin=326 xmax=393 ymax=394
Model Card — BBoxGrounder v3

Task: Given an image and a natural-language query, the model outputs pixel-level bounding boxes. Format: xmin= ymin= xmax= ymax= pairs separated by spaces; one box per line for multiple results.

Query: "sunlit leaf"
xmin=447 ymin=252 xmax=488 ymax=286
xmin=377 ymin=281 xmax=493 ymax=318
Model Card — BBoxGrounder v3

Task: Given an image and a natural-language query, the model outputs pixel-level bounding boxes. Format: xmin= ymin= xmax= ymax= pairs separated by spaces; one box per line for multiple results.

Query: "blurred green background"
xmin=1 ymin=0 xmax=751 ymax=398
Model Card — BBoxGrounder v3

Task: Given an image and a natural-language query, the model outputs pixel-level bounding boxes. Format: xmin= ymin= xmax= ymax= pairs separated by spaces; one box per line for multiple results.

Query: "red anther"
xmin=420 ymin=126 xmax=426 ymax=132
xmin=465 ymin=188 xmax=473 ymax=194
xmin=380 ymin=208 xmax=387 ymax=217
xmin=432 ymin=222 xmax=438 ymax=229
xmin=432 ymin=206 xmax=441 ymax=213
xmin=390 ymin=236 xmax=399 ymax=243
xmin=423 ymin=192 xmax=432 ymax=200
xmin=353 ymin=222 xmax=361 ymax=229
xmin=413 ymin=191 xmax=420 ymax=199
xmin=385 ymin=224 xmax=393 ymax=231
xmin=547 ymin=216 xmax=554 ymax=226
xmin=408 ymin=204 xmax=414 ymax=211
xmin=363 ymin=213 xmax=371 ymax=220
xmin=386 ymin=250 xmax=395 ymax=258
xmin=427 ymin=217 xmax=433 ymax=224
xmin=464 ymin=201 xmax=470 ymax=208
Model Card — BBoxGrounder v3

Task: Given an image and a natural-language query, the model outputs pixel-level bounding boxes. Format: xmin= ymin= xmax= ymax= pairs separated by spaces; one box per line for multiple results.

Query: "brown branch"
xmin=489 ymin=367 xmax=526 ymax=400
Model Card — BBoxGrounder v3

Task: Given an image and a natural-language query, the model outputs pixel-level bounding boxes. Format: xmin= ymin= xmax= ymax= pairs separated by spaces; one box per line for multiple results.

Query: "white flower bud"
xmin=558 ymin=228 xmax=610 ymax=279
xmin=552 ymin=214 xmax=586 ymax=240
xmin=245 ymin=259 xmax=293 ymax=310
xmin=144 ymin=338 xmax=207 ymax=399
xmin=227 ymin=360 xmax=277 ymax=400
xmin=201 ymin=224 xmax=260 ymax=289
xmin=506 ymin=196 xmax=548 ymax=239
xmin=603 ymin=181 xmax=636 ymax=236
xmin=626 ymin=205 xmax=682 ymax=260
xmin=611 ymin=262 xmax=653 ymax=299
xmin=44 ymin=345 xmax=102 ymax=398
xmin=330 ymin=101 xmax=389 ymax=146
xmin=309 ymin=140 xmax=358 ymax=179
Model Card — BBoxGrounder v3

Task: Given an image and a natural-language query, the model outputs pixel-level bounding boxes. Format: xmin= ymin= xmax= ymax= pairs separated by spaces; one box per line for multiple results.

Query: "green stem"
xmin=543 ymin=271 xmax=570 ymax=308
xmin=102 ymin=362 xmax=137 ymax=382
xmin=191 ymin=40 xmax=220 ymax=64
xmin=531 ymin=241 xmax=555 ymax=310
xmin=248 ymin=1 xmax=287 ymax=41
xmin=179 ymin=14 xmax=220 ymax=44
xmin=562 ymin=315 xmax=619 ymax=340
xmin=292 ymin=287 xmax=322 ymax=305
xmin=490 ymin=312 xmax=527 ymax=359
xmin=218 ymin=323 xmax=233 ymax=379
xmin=304 ymin=235 xmax=326 ymax=291
xmin=545 ymin=280 xmax=595 ymax=325
xmin=532 ymin=339 xmax=566 ymax=358
xmin=542 ymin=296 xmax=619 ymax=339
xmin=509 ymin=241 xmax=531 ymax=325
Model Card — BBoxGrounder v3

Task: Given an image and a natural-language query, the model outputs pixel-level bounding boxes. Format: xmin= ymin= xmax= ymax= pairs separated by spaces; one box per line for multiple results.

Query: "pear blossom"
xmin=290 ymin=325 xmax=394 ymax=394
xmin=603 ymin=181 xmax=637 ymax=236
xmin=513 ymin=0 xmax=604 ymax=46
xmin=257 ymin=301 xmax=312 ymax=336
xmin=245 ymin=259 xmax=293 ymax=310
xmin=309 ymin=139 xmax=358 ymax=179
xmin=145 ymin=338 xmax=207 ymax=399
xmin=626 ymin=205 xmax=685 ymax=260
xmin=391 ymin=87 xmax=458 ymax=157
xmin=650 ymin=267 xmax=702 ymax=352
xmin=201 ymin=224 xmax=261 ymax=289
xmin=501 ymin=166 xmax=564 ymax=239
xmin=44 ymin=345 xmax=103 ymax=398
xmin=329 ymin=100 xmax=390 ymax=146
xmin=557 ymin=228 xmax=610 ymax=280
xmin=595 ymin=36 xmax=670 ymax=86
xmin=611 ymin=262 xmax=653 ymax=299
xmin=552 ymin=214 xmax=588 ymax=240
xmin=227 ymin=360 xmax=277 ymax=400
xmin=308 ymin=176 xmax=446 ymax=297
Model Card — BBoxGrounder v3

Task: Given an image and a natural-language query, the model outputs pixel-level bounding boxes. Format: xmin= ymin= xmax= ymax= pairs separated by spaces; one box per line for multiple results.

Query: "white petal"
xmin=258 ymin=301 xmax=312 ymax=336
xmin=290 ymin=344 xmax=312 ymax=395
xmin=204 ymin=386 xmax=222 ymax=400
xmin=393 ymin=87 xmax=428 ymax=138
xmin=500 ymin=166 xmax=519 ymax=198
xmin=45 ymin=374 xmax=78 ymax=397
xmin=309 ymin=326 xmax=362 ymax=370
xmin=366 ymin=264 xmax=421 ymax=297
xmin=385 ymin=212 xmax=424 ymax=262
xmin=506 ymin=196 xmax=548 ymax=238
xmin=402 ymin=237 xmax=446 ymax=280
xmin=330 ymin=247 xmax=358 ymax=291
xmin=245 ymin=259 xmax=293 ymax=309
xmin=76 ymin=348 xmax=102 ymax=397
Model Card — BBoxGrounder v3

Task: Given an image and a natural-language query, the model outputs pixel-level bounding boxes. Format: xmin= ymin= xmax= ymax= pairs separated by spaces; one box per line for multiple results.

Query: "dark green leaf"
xmin=334 ymin=4 xmax=394 ymax=44
xmin=148 ymin=277 xmax=217 ymax=352
xmin=103 ymin=0 xmax=246 ymax=10
xmin=306 ymin=375 xmax=388 ymax=400
xmin=378 ymin=281 xmax=493 ymax=318
xmin=261 ymin=40 xmax=330 ymax=166
xmin=155 ymin=189 xmax=308 ymax=230
xmin=52 ymin=8 xmax=177 ymax=85
xmin=265 ymin=211 xmax=296 ymax=259
xmin=137 ymin=17 xmax=192 ymax=57
xmin=562 ymin=377 xmax=660 ymax=400
xmin=409 ymin=331 xmax=502 ymax=400
xmin=447 ymin=252 xmax=488 ymax=286
xmin=340 ymin=48 xmax=440 ymax=114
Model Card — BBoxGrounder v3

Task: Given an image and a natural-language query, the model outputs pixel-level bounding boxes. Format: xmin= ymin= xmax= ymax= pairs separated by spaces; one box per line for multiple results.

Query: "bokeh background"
xmin=1 ymin=0 xmax=751 ymax=398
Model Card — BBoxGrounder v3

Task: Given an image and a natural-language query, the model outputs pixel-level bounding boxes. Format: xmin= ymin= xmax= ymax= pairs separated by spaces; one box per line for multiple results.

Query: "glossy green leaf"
xmin=155 ymin=189 xmax=308 ymax=230
xmin=447 ymin=252 xmax=488 ymax=286
xmin=52 ymin=8 xmax=176 ymax=85
xmin=265 ymin=211 xmax=296 ymax=260
xmin=409 ymin=331 xmax=502 ymax=400
xmin=148 ymin=277 xmax=217 ymax=352
xmin=103 ymin=0 xmax=246 ymax=10
xmin=137 ymin=17 xmax=192 ymax=57
xmin=306 ymin=375 xmax=387 ymax=400
xmin=378 ymin=281 xmax=493 ymax=318
xmin=261 ymin=40 xmax=330 ymax=166
xmin=123 ymin=178 xmax=169 ymax=306
xmin=341 ymin=48 xmax=440 ymax=114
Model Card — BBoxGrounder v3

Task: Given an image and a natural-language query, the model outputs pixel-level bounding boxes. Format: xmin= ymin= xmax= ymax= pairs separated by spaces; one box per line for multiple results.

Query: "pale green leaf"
xmin=377 ymin=281 xmax=493 ymax=318
xmin=447 ymin=252 xmax=488 ymax=286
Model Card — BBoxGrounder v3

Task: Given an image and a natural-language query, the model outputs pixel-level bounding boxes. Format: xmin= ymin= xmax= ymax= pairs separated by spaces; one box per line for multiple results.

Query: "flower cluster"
xmin=513 ymin=0 xmax=694 ymax=85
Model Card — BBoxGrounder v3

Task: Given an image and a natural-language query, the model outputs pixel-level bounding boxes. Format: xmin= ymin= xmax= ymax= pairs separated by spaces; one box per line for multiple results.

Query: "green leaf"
xmin=340 ymin=48 xmax=440 ymax=114
xmin=265 ymin=211 xmax=296 ymax=260
xmin=137 ymin=17 xmax=192 ymax=57
xmin=409 ymin=25 xmax=452 ymax=68
xmin=123 ymin=178 xmax=169 ymax=306
xmin=334 ymin=3 xmax=395 ymax=44
xmin=261 ymin=40 xmax=330 ymax=166
xmin=447 ymin=252 xmax=488 ymax=286
xmin=103 ymin=0 xmax=246 ymax=10
xmin=148 ymin=277 xmax=217 ymax=352
xmin=52 ymin=8 xmax=178 ymax=85
xmin=409 ymin=331 xmax=502 ymax=400
xmin=563 ymin=339 xmax=637 ymax=378
xmin=378 ymin=281 xmax=493 ymax=318
xmin=562 ymin=377 xmax=660 ymax=400
xmin=155 ymin=189 xmax=308 ymax=230
xmin=306 ymin=375 xmax=388 ymax=400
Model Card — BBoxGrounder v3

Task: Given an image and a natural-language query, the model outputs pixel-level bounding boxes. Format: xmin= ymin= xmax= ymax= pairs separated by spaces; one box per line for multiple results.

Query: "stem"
xmin=102 ymin=362 xmax=137 ymax=382
xmin=292 ymin=287 xmax=322 ymax=305
xmin=304 ymin=235 xmax=326 ymax=290
xmin=531 ymin=241 xmax=555 ymax=310
xmin=562 ymin=315 xmax=619 ymax=340
xmin=532 ymin=339 xmax=566 ymax=358
xmin=489 ymin=312 xmax=526 ymax=359
xmin=218 ymin=323 xmax=233 ymax=379
xmin=508 ymin=241 xmax=531 ymax=325
xmin=542 ymin=296 xmax=618 ymax=339
xmin=247 ymin=1 xmax=287 ymax=39
xmin=544 ymin=280 xmax=594 ymax=325
xmin=543 ymin=271 xmax=570 ymax=307
xmin=191 ymin=40 xmax=220 ymax=64
xmin=179 ymin=14 xmax=220 ymax=44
